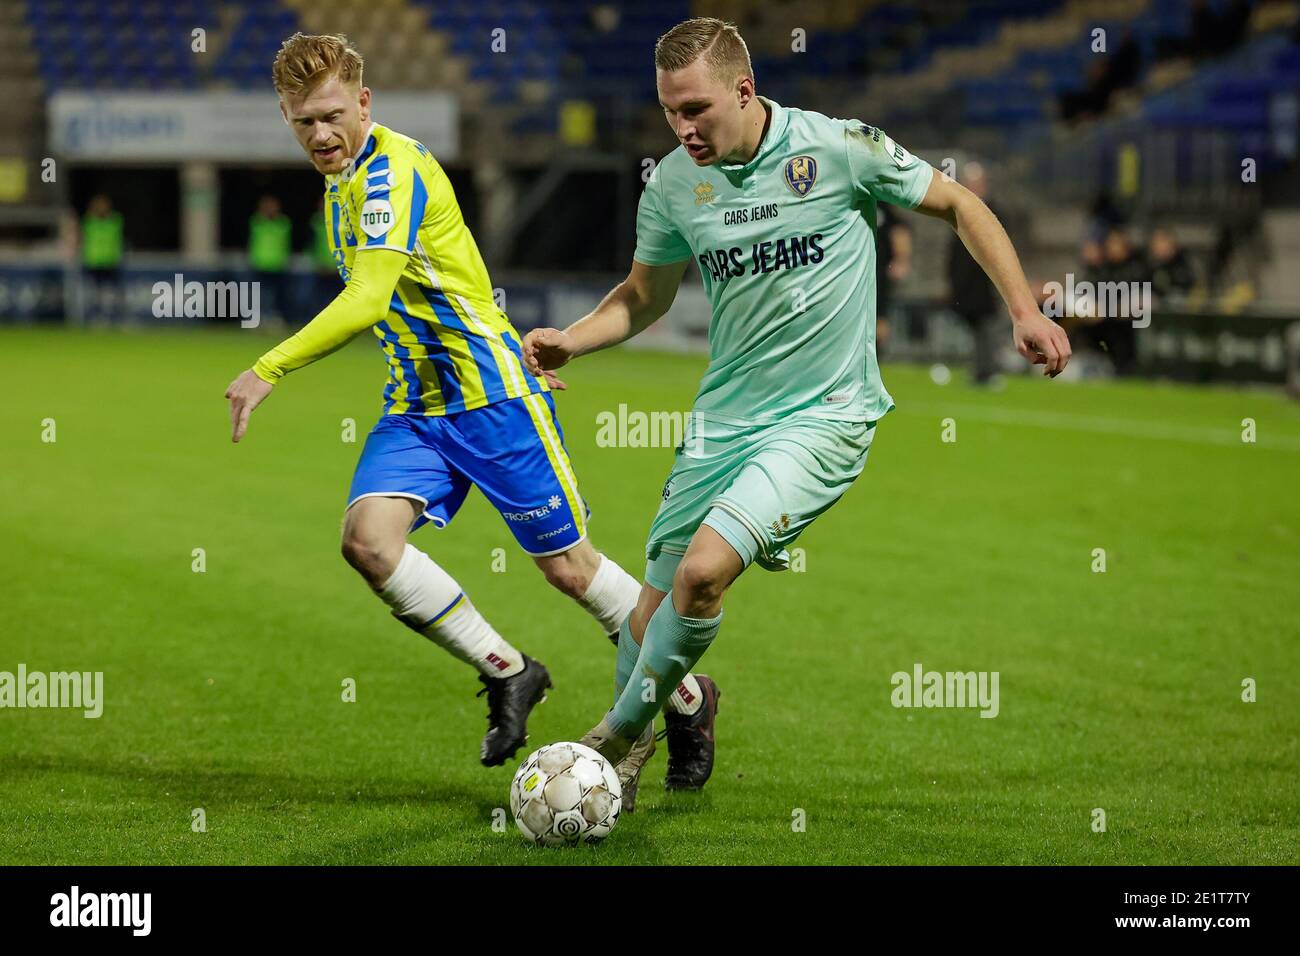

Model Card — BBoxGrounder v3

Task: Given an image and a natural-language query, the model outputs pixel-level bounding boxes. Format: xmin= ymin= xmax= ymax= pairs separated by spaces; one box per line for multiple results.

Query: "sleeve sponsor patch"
xmin=882 ymin=132 xmax=912 ymax=168
xmin=359 ymin=198 xmax=394 ymax=238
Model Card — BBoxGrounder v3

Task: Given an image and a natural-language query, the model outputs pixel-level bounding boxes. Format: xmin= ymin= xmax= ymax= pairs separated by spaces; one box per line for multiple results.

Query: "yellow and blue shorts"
xmin=348 ymin=392 xmax=589 ymax=556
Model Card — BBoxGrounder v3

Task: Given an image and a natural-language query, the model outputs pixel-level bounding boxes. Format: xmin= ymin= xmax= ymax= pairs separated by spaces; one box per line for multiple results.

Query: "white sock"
xmin=669 ymin=674 xmax=704 ymax=716
xmin=577 ymin=553 xmax=640 ymax=634
xmin=580 ymin=555 xmax=703 ymax=716
xmin=379 ymin=544 xmax=524 ymax=678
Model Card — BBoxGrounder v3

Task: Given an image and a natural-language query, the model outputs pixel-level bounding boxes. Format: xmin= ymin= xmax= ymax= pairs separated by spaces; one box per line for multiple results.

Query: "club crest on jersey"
xmin=694 ymin=182 xmax=716 ymax=205
xmin=784 ymin=156 xmax=817 ymax=197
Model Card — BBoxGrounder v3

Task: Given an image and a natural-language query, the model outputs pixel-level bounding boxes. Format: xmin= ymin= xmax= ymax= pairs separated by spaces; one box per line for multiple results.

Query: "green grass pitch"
xmin=1 ymin=326 xmax=1297 ymax=865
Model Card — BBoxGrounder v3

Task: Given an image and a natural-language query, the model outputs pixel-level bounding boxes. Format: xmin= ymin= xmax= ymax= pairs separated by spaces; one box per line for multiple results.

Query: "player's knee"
xmin=673 ymin=555 xmax=728 ymax=610
xmin=340 ymin=526 xmax=401 ymax=586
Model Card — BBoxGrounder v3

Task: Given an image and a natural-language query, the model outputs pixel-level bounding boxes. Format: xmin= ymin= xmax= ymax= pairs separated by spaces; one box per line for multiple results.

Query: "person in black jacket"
xmin=946 ymin=163 xmax=1001 ymax=385
xmin=875 ymin=202 xmax=913 ymax=353
xmin=1148 ymin=227 xmax=1196 ymax=304
xmin=1093 ymin=227 xmax=1144 ymax=375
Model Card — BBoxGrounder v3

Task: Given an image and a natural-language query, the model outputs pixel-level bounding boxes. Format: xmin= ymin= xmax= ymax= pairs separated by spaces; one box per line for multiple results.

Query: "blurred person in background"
xmin=1055 ymin=232 xmax=1146 ymax=378
xmin=1061 ymin=28 xmax=1145 ymax=122
xmin=1100 ymin=227 xmax=1144 ymax=374
xmin=1208 ymin=203 xmax=1264 ymax=307
xmin=874 ymin=202 xmax=912 ymax=353
xmin=80 ymin=193 xmax=124 ymax=323
xmin=1189 ymin=0 xmax=1219 ymax=58
xmin=1059 ymin=58 xmax=1113 ymax=122
xmin=1080 ymin=236 xmax=1106 ymax=285
xmin=1086 ymin=190 xmax=1126 ymax=243
xmin=1147 ymin=227 xmax=1197 ymax=305
xmin=1108 ymin=29 xmax=1143 ymax=91
xmin=248 ymin=194 xmax=293 ymax=324
xmin=1150 ymin=0 xmax=1256 ymax=59
xmin=946 ymin=163 xmax=1002 ymax=386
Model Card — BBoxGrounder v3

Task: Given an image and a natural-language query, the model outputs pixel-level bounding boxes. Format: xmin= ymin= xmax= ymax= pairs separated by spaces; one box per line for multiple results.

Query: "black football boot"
xmin=661 ymin=675 xmax=720 ymax=790
xmin=477 ymin=655 xmax=552 ymax=766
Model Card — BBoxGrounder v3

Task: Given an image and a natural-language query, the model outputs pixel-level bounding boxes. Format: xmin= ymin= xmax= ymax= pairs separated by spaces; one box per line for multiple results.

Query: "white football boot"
xmin=580 ymin=717 xmax=656 ymax=812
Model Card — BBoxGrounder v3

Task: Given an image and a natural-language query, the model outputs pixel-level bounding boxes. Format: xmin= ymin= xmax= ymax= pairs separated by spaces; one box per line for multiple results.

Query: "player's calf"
xmin=533 ymin=539 xmax=602 ymax=600
xmin=347 ymin=497 xmax=551 ymax=765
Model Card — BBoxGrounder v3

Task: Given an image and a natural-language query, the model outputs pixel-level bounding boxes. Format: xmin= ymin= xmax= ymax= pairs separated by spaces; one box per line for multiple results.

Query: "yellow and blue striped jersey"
xmin=327 ymin=122 xmax=547 ymax=416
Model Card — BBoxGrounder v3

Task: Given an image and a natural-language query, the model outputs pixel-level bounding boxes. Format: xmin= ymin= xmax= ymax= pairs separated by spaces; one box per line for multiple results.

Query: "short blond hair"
xmin=654 ymin=18 xmax=753 ymax=87
xmin=272 ymin=33 xmax=364 ymax=97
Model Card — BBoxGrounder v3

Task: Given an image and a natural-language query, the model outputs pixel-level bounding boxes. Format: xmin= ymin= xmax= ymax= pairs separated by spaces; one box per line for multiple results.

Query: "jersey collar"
xmin=716 ymin=96 xmax=787 ymax=179
xmin=339 ymin=122 xmax=377 ymax=183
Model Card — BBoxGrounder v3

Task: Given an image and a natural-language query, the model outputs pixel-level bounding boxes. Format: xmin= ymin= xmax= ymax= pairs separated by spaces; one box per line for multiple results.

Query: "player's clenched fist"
xmin=224 ymin=369 xmax=274 ymax=443
xmin=522 ymin=327 xmax=574 ymax=386
xmin=1012 ymin=313 xmax=1072 ymax=378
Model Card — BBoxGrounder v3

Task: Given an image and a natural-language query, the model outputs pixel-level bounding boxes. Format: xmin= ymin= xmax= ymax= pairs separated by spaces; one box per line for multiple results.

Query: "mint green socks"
xmin=613 ymin=615 xmax=641 ymax=698
xmin=608 ymin=593 xmax=721 ymax=738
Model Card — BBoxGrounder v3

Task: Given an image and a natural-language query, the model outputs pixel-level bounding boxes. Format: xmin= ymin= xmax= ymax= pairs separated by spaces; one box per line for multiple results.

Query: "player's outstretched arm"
xmin=223 ymin=247 xmax=408 ymax=442
xmin=913 ymin=169 xmax=1071 ymax=377
xmin=522 ymin=258 xmax=689 ymax=378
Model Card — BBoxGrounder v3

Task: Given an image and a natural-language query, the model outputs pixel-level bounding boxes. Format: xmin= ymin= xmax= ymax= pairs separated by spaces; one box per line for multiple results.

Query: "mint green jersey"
xmin=634 ymin=97 xmax=934 ymax=425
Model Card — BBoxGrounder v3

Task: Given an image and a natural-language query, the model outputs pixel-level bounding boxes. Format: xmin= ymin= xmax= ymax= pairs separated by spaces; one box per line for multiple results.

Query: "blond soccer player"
xmin=223 ymin=34 xmax=714 ymax=801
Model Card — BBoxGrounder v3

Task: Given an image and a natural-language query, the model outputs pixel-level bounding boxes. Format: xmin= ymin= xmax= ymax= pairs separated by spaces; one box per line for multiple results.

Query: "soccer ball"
xmin=509 ymin=741 xmax=622 ymax=846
